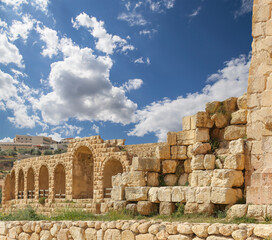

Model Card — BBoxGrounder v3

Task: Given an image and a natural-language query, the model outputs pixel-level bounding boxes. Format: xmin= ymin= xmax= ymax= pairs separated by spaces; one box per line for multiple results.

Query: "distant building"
xmin=14 ymin=135 xmax=56 ymax=146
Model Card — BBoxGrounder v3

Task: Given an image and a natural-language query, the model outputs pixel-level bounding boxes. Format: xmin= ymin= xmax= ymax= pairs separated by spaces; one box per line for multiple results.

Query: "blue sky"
xmin=0 ymin=0 xmax=253 ymax=144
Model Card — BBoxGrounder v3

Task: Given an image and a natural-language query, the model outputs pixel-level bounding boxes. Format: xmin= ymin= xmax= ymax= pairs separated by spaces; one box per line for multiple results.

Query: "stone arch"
xmin=54 ymin=164 xmax=66 ymax=198
xmin=39 ymin=165 xmax=49 ymax=198
xmin=27 ymin=168 xmax=35 ymax=199
xmin=4 ymin=174 xmax=11 ymax=201
xmin=72 ymin=145 xmax=94 ymax=199
xmin=18 ymin=169 xmax=24 ymax=199
xmin=10 ymin=170 xmax=15 ymax=200
xmin=102 ymin=157 xmax=125 ymax=198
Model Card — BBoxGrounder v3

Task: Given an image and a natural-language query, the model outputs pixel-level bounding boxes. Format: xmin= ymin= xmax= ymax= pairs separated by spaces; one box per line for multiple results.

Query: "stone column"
xmin=247 ymin=0 xmax=272 ymax=204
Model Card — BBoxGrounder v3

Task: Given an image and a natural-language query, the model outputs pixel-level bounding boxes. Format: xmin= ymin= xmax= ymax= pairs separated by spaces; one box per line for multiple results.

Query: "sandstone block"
xmin=121 ymin=230 xmax=135 ymax=240
xmin=223 ymin=97 xmax=237 ymax=112
xmin=253 ymin=225 xmax=272 ymax=239
xmin=177 ymin=223 xmax=193 ymax=235
xmin=191 ymin=224 xmax=209 ymax=238
xmin=247 ymin=205 xmax=267 ymax=220
xmin=138 ymin=222 xmax=152 ymax=234
xmin=135 ymin=234 xmax=154 ymax=240
xmin=172 ymin=186 xmax=187 ymax=202
xmin=148 ymin=187 xmax=159 ymax=203
xmin=229 ymin=139 xmax=244 ymax=154
xmin=195 ymin=128 xmax=210 ymax=142
xmin=232 ymin=229 xmax=247 ymax=240
xmin=237 ymin=94 xmax=247 ymax=110
xmin=147 ymin=172 xmax=159 ymax=187
xmin=224 ymin=154 xmax=245 ymax=170
xmin=125 ymin=187 xmax=150 ymax=201
xmin=177 ymin=130 xmax=195 ymax=145
xmin=132 ymin=157 xmax=160 ymax=172
xmin=184 ymin=159 xmax=192 ymax=173
xmin=231 ymin=110 xmax=247 ymax=125
xmin=164 ymin=174 xmax=178 ymax=186
xmin=85 ymin=228 xmax=97 ymax=240
xmin=211 ymin=112 xmax=230 ymax=128
xmin=148 ymin=224 xmax=160 ymax=235
xmin=204 ymin=154 xmax=215 ymax=170
xmin=206 ymin=101 xmax=221 ymax=114
xmin=126 ymin=203 xmax=137 ymax=214
xmin=113 ymin=201 xmax=127 ymax=211
xmin=0 ymin=222 xmax=7 ymax=235
xmin=195 ymin=112 xmax=214 ymax=128
xmin=162 ymin=160 xmax=178 ymax=173
xmin=224 ymin=125 xmax=246 ymax=141
xmin=137 ymin=201 xmax=156 ymax=216
xmin=160 ymin=202 xmax=176 ymax=215
xmin=178 ymin=173 xmax=189 ymax=186
xmin=158 ymin=187 xmax=172 ymax=202
xmin=195 ymin=187 xmax=211 ymax=203
xmin=211 ymin=187 xmax=242 ymax=204
xmin=171 ymin=146 xmax=187 ymax=160
xmin=182 ymin=115 xmax=191 ymax=130
xmin=156 ymin=145 xmax=170 ymax=160
xmin=111 ymin=186 xmax=125 ymax=201
xmin=227 ymin=204 xmax=248 ymax=219
xmin=211 ymin=169 xmax=244 ymax=188
xmin=192 ymin=142 xmax=211 ymax=155
xmin=167 ymin=132 xmax=177 ymax=146
xmin=190 ymin=170 xmax=212 ymax=187
xmin=104 ymin=229 xmax=121 ymax=240
xmin=191 ymin=155 xmax=204 ymax=170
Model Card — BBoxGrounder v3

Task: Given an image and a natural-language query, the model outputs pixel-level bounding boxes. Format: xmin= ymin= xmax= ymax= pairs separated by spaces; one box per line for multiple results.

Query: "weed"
xmin=0 ymin=206 xmax=42 ymax=221
xmin=39 ymin=197 xmax=46 ymax=205
xmin=232 ymin=216 xmax=257 ymax=224
xmin=265 ymin=215 xmax=272 ymax=222
xmin=173 ymin=203 xmax=185 ymax=217
xmin=158 ymin=174 xmax=166 ymax=186
xmin=209 ymin=138 xmax=219 ymax=153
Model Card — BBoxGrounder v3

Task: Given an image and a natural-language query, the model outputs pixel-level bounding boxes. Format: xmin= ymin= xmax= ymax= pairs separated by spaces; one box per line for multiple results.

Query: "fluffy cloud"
xmin=0 ymin=0 xmax=27 ymax=9
xmin=0 ymin=33 xmax=24 ymax=67
xmin=31 ymin=0 xmax=49 ymax=13
xmin=235 ymin=0 xmax=253 ymax=17
xmin=52 ymin=123 xmax=82 ymax=136
xmin=189 ymin=6 xmax=201 ymax=18
xmin=147 ymin=0 xmax=175 ymax=12
xmin=34 ymin=38 xmax=138 ymax=125
xmin=72 ymin=12 xmax=134 ymax=55
xmin=129 ymin=54 xmax=250 ymax=141
xmin=122 ymin=79 xmax=143 ymax=92
xmin=91 ymin=124 xmax=99 ymax=134
xmin=118 ymin=12 xmax=148 ymax=26
xmin=0 ymin=137 xmax=13 ymax=142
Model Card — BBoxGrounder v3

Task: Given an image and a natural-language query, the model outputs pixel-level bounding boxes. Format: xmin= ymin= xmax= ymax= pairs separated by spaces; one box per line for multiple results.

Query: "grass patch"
xmin=0 ymin=206 xmax=43 ymax=221
xmin=50 ymin=209 xmax=95 ymax=221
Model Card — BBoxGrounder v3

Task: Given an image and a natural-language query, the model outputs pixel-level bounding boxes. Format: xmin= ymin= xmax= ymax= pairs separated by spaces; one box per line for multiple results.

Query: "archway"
xmin=18 ymin=169 xmax=24 ymax=199
xmin=54 ymin=164 xmax=65 ymax=198
xmin=10 ymin=171 xmax=15 ymax=200
xmin=4 ymin=175 xmax=11 ymax=201
xmin=72 ymin=146 xmax=94 ymax=199
xmin=27 ymin=168 xmax=35 ymax=199
xmin=103 ymin=159 xmax=123 ymax=198
xmin=39 ymin=166 xmax=49 ymax=198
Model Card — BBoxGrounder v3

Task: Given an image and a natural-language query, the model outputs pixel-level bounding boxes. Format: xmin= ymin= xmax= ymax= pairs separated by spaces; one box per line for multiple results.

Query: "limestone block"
xmin=211 ymin=187 xmax=242 ymax=204
xmin=237 ymin=94 xmax=247 ymax=110
xmin=156 ymin=230 xmax=169 ymax=240
xmin=184 ymin=159 xmax=192 ymax=173
xmin=176 ymin=130 xmax=195 ymax=145
xmin=104 ymin=229 xmax=121 ymax=240
xmin=223 ymin=97 xmax=237 ymax=112
xmin=167 ymin=132 xmax=177 ymax=146
xmin=85 ymin=229 xmax=97 ymax=240
xmin=232 ymin=229 xmax=247 ymax=240
xmin=178 ymin=173 xmax=189 ymax=186
xmin=206 ymin=237 xmax=231 ymax=240
xmin=137 ymin=201 xmax=156 ymax=216
xmin=0 ymin=222 xmax=7 ymax=235
xmin=190 ymin=170 xmax=212 ymax=187
xmin=186 ymin=187 xmax=196 ymax=203
xmin=135 ymin=234 xmax=154 ymax=240
xmin=207 ymin=224 xmax=220 ymax=235
xmin=126 ymin=203 xmax=137 ymax=214
xmin=148 ymin=187 xmax=159 ymax=203
xmin=192 ymin=142 xmax=211 ymax=155
xmin=113 ymin=171 xmax=146 ymax=187
xmin=185 ymin=203 xmax=214 ymax=214
xmin=147 ymin=172 xmax=159 ymax=187
xmin=191 ymin=155 xmax=204 ymax=170
xmin=229 ymin=139 xmax=244 ymax=154
xmin=125 ymin=187 xmax=150 ymax=201
xmin=227 ymin=204 xmax=248 ymax=219
xmin=164 ymin=174 xmax=178 ymax=186
xmin=253 ymin=225 xmax=272 ymax=239
xmin=194 ymin=112 xmax=214 ymax=128
xmin=204 ymin=154 xmax=215 ymax=170
xmin=172 ymin=186 xmax=186 ymax=202
xmin=156 ymin=145 xmax=170 ymax=160
xmin=231 ymin=110 xmax=247 ymax=125
xmin=148 ymin=224 xmax=160 ymax=235
xmin=50 ymin=224 xmax=60 ymax=237
xmin=19 ymin=232 xmax=31 ymax=240
xmin=224 ymin=154 xmax=245 ymax=170
xmin=177 ymin=224 xmax=193 ymax=235
xmin=219 ymin=224 xmax=238 ymax=236
xmin=162 ymin=160 xmax=178 ymax=174
xmin=158 ymin=187 xmax=172 ymax=202
xmin=195 ymin=187 xmax=211 ymax=203
xmin=224 ymin=125 xmax=246 ymax=141
xmin=171 ymin=146 xmax=187 ymax=160
xmin=111 ymin=186 xmax=125 ymax=201
xmin=132 ymin=157 xmax=160 ymax=172
xmin=30 ymin=233 xmax=40 ymax=240
xmin=113 ymin=201 xmax=127 ymax=211
xmin=206 ymin=101 xmax=221 ymax=114
xmin=138 ymin=222 xmax=152 ymax=234
xmin=160 ymin=202 xmax=176 ymax=215
xmin=191 ymin=224 xmax=209 ymax=238
xmin=211 ymin=169 xmax=244 ymax=188
xmin=168 ymin=235 xmax=191 ymax=240
xmin=247 ymin=205 xmax=267 ymax=220
xmin=121 ymin=230 xmax=135 ymax=240
xmin=195 ymin=128 xmax=210 ymax=143
xmin=211 ymin=112 xmax=230 ymax=128
xmin=182 ymin=115 xmax=191 ymax=130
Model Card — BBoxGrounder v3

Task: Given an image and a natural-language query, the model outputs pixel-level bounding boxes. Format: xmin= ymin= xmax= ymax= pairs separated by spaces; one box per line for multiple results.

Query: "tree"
xmin=44 ymin=150 xmax=53 ymax=155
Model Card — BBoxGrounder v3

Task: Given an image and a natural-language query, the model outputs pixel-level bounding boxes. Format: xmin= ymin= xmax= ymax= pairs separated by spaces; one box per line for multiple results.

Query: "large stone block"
xmin=227 ymin=204 xmax=248 ymax=219
xmin=191 ymin=155 xmax=204 ymax=170
xmin=104 ymin=229 xmax=121 ymax=240
xmin=158 ymin=187 xmax=172 ymax=202
xmin=237 ymin=94 xmax=247 ymax=110
xmin=171 ymin=146 xmax=187 ymax=160
xmin=224 ymin=125 xmax=246 ymax=141
xmin=223 ymin=97 xmax=237 ymax=113
xmin=206 ymin=101 xmax=221 ymax=114
xmin=137 ymin=201 xmax=156 ymax=216
xmin=148 ymin=187 xmax=159 ymax=203
xmin=147 ymin=172 xmax=159 ymax=187
xmin=178 ymin=173 xmax=189 ymax=186
xmin=182 ymin=115 xmax=191 ymax=130
xmin=229 ymin=139 xmax=244 ymax=154
xmin=230 ymin=110 xmax=247 ymax=125
xmin=194 ymin=112 xmax=214 ymax=128
xmin=190 ymin=170 xmax=213 ymax=187
xmin=155 ymin=145 xmax=171 ymax=160
xmin=195 ymin=128 xmax=210 ymax=143
xmin=224 ymin=154 xmax=245 ymax=170
xmin=195 ymin=187 xmax=211 ymax=203
xmin=164 ymin=174 xmax=178 ymax=186
xmin=162 ymin=160 xmax=178 ymax=173
xmin=204 ymin=154 xmax=215 ymax=170
xmin=132 ymin=157 xmax=160 ymax=172
xmin=211 ymin=112 xmax=230 ymax=128
xmin=211 ymin=187 xmax=242 ymax=204
xmin=167 ymin=132 xmax=177 ymax=146
xmin=211 ymin=169 xmax=244 ymax=188
xmin=192 ymin=142 xmax=211 ymax=155
xmin=113 ymin=171 xmax=146 ymax=187
xmin=172 ymin=186 xmax=187 ymax=202
xmin=176 ymin=130 xmax=195 ymax=145
xmin=125 ymin=187 xmax=150 ymax=201
xmin=160 ymin=202 xmax=176 ymax=215
xmin=111 ymin=186 xmax=125 ymax=201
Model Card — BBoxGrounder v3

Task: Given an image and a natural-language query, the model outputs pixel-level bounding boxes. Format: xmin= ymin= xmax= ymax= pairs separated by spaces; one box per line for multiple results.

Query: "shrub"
xmin=173 ymin=203 xmax=185 ymax=218
xmin=39 ymin=197 xmax=46 ymax=205
xmin=209 ymin=138 xmax=219 ymax=153
xmin=44 ymin=150 xmax=53 ymax=155
xmin=0 ymin=206 xmax=42 ymax=221
xmin=31 ymin=148 xmax=41 ymax=156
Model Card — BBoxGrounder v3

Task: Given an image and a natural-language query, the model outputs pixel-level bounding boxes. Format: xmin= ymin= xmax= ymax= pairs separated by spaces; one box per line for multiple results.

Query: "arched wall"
xmin=39 ymin=165 xmax=49 ymax=198
xmin=4 ymin=175 xmax=11 ymax=201
xmin=10 ymin=171 xmax=15 ymax=200
xmin=103 ymin=158 xmax=124 ymax=189
xmin=27 ymin=168 xmax=35 ymax=199
xmin=54 ymin=164 xmax=66 ymax=198
xmin=18 ymin=169 xmax=24 ymax=199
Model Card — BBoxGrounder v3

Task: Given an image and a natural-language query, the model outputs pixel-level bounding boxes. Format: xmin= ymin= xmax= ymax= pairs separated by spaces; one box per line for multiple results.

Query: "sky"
xmin=0 ymin=0 xmax=253 ymax=144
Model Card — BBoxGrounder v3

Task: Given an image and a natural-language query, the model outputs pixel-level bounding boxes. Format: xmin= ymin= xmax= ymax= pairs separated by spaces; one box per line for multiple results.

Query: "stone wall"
xmin=0 ymin=220 xmax=272 ymax=240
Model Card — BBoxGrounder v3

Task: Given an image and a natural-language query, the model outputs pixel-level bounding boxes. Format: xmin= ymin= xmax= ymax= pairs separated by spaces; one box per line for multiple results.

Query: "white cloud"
xmin=9 ymin=14 xmax=36 ymax=42
xmin=0 ymin=33 xmax=24 ymax=67
xmin=11 ymin=68 xmax=28 ymax=79
xmin=189 ymin=6 xmax=201 ymax=18
xmin=34 ymin=38 xmax=138 ymax=125
xmin=37 ymin=132 xmax=63 ymax=142
xmin=235 ymin=0 xmax=253 ymax=18
xmin=72 ymin=12 xmax=134 ymax=55
xmin=30 ymin=0 xmax=49 ymax=14
xmin=122 ymin=78 xmax=143 ymax=92
xmin=91 ymin=124 xmax=99 ymax=134
xmin=134 ymin=57 xmax=144 ymax=64
xmin=0 ymin=137 xmax=13 ymax=142
xmin=0 ymin=18 xmax=7 ymax=28
xmin=129 ymin=54 xmax=250 ymax=142
xmin=0 ymin=0 xmax=27 ymax=9
xmin=147 ymin=57 xmax=151 ymax=64
xmin=139 ymin=28 xmax=157 ymax=37
xmin=52 ymin=123 xmax=82 ymax=136
xmin=36 ymin=24 xmax=59 ymax=58
xmin=118 ymin=12 xmax=148 ymax=26
xmin=147 ymin=0 xmax=175 ymax=12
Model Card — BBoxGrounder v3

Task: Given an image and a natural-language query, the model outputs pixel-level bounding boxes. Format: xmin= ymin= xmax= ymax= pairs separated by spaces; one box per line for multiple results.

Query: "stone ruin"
xmin=1 ymin=0 xmax=272 ymax=220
